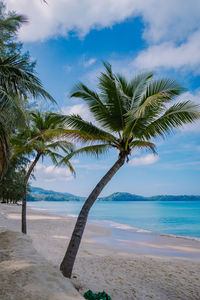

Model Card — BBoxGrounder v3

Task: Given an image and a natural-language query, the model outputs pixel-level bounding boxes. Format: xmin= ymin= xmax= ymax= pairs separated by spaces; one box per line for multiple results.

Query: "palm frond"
xmin=46 ymin=140 xmax=74 ymax=152
xmin=141 ymin=101 xmax=200 ymax=139
xmin=56 ymin=155 xmax=75 ymax=175
xmin=124 ymin=78 xmax=186 ymax=141
xmin=0 ymin=14 xmax=28 ymax=32
xmin=98 ymin=64 xmax=126 ymax=131
xmin=129 ymin=140 xmax=157 ymax=154
xmin=140 ymin=78 xmax=184 ymax=105
xmin=124 ymin=72 xmax=154 ymax=109
xmin=59 ymin=144 xmax=111 ymax=165
xmin=63 ymin=114 xmax=117 ymax=143
xmin=0 ymin=54 xmax=55 ymax=102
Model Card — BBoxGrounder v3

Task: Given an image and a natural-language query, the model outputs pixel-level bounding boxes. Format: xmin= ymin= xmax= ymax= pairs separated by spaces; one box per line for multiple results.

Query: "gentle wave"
xmin=91 ymin=219 xmax=151 ymax=233
xmin=28 ymin=207 xmax=53 ymax=211
xmin=160 ymin=232 xmax=200 ymax=242
xmin=67 ymin=214 xmax=78 ymax=218
xmin=91 ymin=219 xmax=200 ymax=242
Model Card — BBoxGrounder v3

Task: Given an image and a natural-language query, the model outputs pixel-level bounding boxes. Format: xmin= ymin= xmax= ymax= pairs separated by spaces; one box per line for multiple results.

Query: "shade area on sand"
xmin=0 ymin=204 xmax=200 ymax=300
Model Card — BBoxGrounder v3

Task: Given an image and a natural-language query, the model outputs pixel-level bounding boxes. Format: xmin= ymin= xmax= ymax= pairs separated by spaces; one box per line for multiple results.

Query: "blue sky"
xmin=6 ymin=0 xmax=200 ymax=196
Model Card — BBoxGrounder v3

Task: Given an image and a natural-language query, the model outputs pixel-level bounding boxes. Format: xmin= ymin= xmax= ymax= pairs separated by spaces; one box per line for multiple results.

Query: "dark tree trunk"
xmin=60 ymin=154 xmax=126 ymax=278
xmin=22 ymin=152 xmax=41 ymax=234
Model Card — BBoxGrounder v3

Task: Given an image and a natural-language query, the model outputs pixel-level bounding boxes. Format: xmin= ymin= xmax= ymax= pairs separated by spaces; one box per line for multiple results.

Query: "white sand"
xmin=0 ymin=204 xmax=200 ymax=300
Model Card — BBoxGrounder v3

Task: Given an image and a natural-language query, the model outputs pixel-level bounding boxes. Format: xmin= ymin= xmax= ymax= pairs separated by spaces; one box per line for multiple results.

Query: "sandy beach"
xmin=0 ymin=204 xmax=200 ymax=300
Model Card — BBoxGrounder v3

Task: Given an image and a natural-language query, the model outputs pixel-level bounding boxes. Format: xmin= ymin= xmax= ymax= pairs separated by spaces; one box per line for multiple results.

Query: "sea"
xmin=28 ymin=200 xmax=200 ymax=244
xmin=28 ymin=201 xmax=200 ymax=258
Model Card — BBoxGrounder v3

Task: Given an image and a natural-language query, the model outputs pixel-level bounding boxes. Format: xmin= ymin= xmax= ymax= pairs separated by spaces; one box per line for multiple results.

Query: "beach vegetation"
xmin=0 ymin=1 xmax=55 ymax=178
xmin=11 ymin=111 xmax=74 ymax=234
xmin=0 ymin=156 xmax=31 ymax=204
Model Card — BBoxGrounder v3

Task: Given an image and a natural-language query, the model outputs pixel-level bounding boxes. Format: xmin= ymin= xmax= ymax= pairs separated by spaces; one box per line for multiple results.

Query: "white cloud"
xmin=33 ymin=162 xmax=74 ymax=182
xmin=6 ymin=0 xmax=200 ymax=44
xmin=6 ymin=0 xmax=200 ymax=74
xmin=83 ymin=58 xmax=97 ymax=67
xmin=178 ymin=90 xmax=200 ymax=104
xmin=133 ymin=30 xmax=200 ymax=72
xmin=135 ymin=0 xmax=200 ymax=43
xmin=61 ymin=103 xmax=94 ymax=122
xmin=6 ymin=0 xmax=137 ymax=42
xmin=129 ymin=154 xmax=159 ymax=166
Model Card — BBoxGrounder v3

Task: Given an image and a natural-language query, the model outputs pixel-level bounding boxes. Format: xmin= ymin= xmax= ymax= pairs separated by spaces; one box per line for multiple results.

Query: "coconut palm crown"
xmin=12 ymin=111 xmax=74 ymax=234
xmin=62 ymin=62 xmax=200 ymax=161
xmin=60 ymin=62 xmax=200 ymax=278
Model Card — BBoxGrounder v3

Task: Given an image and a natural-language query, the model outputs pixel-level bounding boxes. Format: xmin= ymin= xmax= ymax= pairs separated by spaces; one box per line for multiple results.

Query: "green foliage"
xmin=28 ymin=188 xmax=200 ymax=202
xmin=11 ymin=111 xmax=75 ymax=233
xmin=99 ymin=192 xmax=200 ymax=202
xmin=84 ymin=290 xmax=111 ymax=300
xmin=61 ymin=62 xmax=200 ymax=163
xmin=0 ymin=156 xmax=31 ymax=203
xmin=0 ymin=1 xmax=28 ymax=57
xmin=0 ymin=1 xmax=55 ymax=177
xmin=28 ymin=187 xmax=85 ymax=202
xmin=12 ymin=111 xmax=74 ymax=172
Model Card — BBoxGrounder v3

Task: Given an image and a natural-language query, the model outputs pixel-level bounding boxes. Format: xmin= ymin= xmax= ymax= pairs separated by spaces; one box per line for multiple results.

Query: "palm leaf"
xmin=129 ymin=140 xmax=157 ymax=154
xmin=63 ymin=114 xmax=117 ymax=143
xmin=59 ymin=144 xmax=111 ymax=165
xmin=141 ymin=101 xmax=200 ymax=139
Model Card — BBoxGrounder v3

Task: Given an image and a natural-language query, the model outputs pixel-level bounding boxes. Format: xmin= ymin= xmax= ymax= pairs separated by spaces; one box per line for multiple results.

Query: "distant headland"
xmin=28 ymin=187 xmax=200 ymax=202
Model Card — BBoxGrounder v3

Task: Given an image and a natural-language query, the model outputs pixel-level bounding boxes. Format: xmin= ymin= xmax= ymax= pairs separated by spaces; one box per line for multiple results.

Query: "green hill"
xmin=27 ymin=187 xmax=85 ymax=202
xmin=98 ymin=192 xmax=146 ymax=201
xmin=27 ymin=187 xmax=200 ymax=202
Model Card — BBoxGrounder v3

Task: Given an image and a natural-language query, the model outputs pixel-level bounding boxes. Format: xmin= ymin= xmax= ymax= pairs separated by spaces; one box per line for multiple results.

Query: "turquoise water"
xmin=28 ymin=200 xmax=200 ymax=239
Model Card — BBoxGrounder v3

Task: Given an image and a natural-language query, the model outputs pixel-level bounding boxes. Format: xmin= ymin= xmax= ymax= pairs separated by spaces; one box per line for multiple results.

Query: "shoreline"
xmin=28 ymin=202 xmax=200 ymax=260
xmin=28 ymin=201 xmax=200 ymax=241
xmin=1 ymin=203 xmax=200 ymax=299
xmin=91 ymin=218 xmax=200 ymax=242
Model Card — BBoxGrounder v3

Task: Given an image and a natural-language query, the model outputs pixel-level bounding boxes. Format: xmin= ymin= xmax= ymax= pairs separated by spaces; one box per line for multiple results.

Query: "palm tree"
xmin=0 ymin=54 xmax=55 ymax=178
xmin=0 ymin=3 xmax=55 ymax=177
xmin=0 ymin=3 xmax=28 ymax=57
xmin=12 ymin=111 xmax=74 ymax=234
xmin=59 ymin=62 xmax=200 ymax=278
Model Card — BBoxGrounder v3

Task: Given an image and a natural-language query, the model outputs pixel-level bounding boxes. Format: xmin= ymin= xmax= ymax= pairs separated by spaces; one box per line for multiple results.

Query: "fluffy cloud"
xmin=33 ymin=163 xmax=74 ymax=182
xmin=61 ymin=103 xmax=94 ymax=122
xmin=129 ymin=154 xmax=159 ymax=166
xmin=6 ymin=0 xmax=136 ymax=42
xmin=6 ymin=0 xmax=200 ymax=73
xmin=135 ymin=0 xmax=200 ymax=43
xmin=133 ymin=30 xmax=200 ymax=71
xmin=6 ymin=0 xmax=200 ymax=43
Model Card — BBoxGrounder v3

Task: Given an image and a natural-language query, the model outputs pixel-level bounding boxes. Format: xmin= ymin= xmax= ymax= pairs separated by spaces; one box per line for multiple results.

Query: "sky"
xmin=6 ymin=0 xmax=200 ymax=197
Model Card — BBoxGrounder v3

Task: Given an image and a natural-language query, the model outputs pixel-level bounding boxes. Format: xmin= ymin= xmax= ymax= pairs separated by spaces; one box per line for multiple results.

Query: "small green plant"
xmin=84 ymin=289 xmax=111 ymax=300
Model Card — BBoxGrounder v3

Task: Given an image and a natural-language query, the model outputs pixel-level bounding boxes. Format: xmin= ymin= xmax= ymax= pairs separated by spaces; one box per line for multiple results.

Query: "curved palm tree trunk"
xmin=60 ymin=154 xmax=126 ymax=278
xmin=22 ymin=152 xmax=41 ymax=234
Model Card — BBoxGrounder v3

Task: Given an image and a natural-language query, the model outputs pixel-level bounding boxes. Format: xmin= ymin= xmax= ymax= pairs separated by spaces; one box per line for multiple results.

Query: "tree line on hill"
xmin=0 ymin=0 xmax=200 ymax=279
xmin=27 ymin=187 xmax=200 ymax=202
